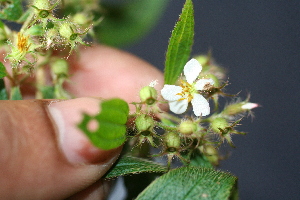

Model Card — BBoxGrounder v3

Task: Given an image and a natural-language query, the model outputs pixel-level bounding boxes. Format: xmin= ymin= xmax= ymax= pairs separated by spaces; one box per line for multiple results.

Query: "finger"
xmin=0 ymin=98 xmax=120 ymax=200
xmin=67 ymin=45 xmax=164 ymax=102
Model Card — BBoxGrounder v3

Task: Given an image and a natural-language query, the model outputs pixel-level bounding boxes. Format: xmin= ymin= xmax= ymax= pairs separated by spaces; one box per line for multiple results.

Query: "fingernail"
xmin=47 ymin=97 xmax=121 ymax=165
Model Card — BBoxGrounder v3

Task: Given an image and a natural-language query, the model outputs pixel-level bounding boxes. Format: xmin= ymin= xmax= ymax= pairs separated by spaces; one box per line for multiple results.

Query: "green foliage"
xmin=0 ymin=79 xmax=7 ymax=100
xmin=136 ymin=167 xmax=237 ymax=200
xmin=94 ymin=0 xmax=169 ymax=47
xmin=105 ymin=155 xmax=167 ymax=179
xmin=189 ymin=152 xmax=214 ymax=168
xmin=164 ymin=0 xmax=194 ymax=85
xmin=10 ymin=86 xmax=22 ymax=100
xmin=0 ymin=87 xmax=7 ymax=100
xmin=0 ymin=62 xmax=7 ymax=78
xmin=39 ymin=86 xmax=55 ymax=99
xmin=78 ymin=98 xmax=129 ymax=150
xmin=0 ymin=0 xmax=23 ymax=21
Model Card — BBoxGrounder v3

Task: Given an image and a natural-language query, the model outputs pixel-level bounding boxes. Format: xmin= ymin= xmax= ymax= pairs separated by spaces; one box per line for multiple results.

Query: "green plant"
xmin=0 ymin=0 xmax=258 ymax=199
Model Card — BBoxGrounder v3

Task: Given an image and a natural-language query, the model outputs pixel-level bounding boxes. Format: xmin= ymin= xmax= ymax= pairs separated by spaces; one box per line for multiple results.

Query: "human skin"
xmin=0 ymin=45 xmax=163 ymax=200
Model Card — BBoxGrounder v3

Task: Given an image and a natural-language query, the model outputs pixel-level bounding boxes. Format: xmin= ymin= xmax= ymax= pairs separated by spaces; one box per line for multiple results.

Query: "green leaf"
xmin=0 ymin=78 xmax=7 ymax=100
xmin=164 ymin=0 xmax=194 ymax=84
xmin=0 ymin=87 xmax=7 ymax=99
xmin=39 ymin=85 xmax=55 ymax=99
xmin=136 ymin=167 xmax=237 ymax=200
xmin=189 ymin=151 xmax=214 ymax=168
xmin=78 ymin=98 xmax=129 ymax=150
xmin=0 ymin=62 xmax=7 ymax=78
xmin=0 ymin=0 xmax=23 ymax=21
xmin=95 ymin=0 xmax=169 ymax=47
xmin=10 ymin=86 xmax=22 ymax=100
xmin=105 ymin=155 xmax=167 ymax=179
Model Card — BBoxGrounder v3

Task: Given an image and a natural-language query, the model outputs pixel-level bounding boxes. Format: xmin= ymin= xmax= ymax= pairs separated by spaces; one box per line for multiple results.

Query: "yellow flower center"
xmin=176 ymin=80 xmax=195 ymax=102
xmin=17 ymin=32 xmax=30 ymax=53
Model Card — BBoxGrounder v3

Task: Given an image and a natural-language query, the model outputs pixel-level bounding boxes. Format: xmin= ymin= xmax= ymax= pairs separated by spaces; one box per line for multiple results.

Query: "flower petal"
xmin=169 ymin=99 xmax=189 ymax=114
xmin=191 ymin=94 xmax=210 ymax=116
xmin=183 ymin=59 xmax=202 ymax=84
xmin=241 ymin=102 xmax=259 ymax=110
xmin=195 ymin=78 xmax=214 ymax=90
xmin=161 ymin=85 xmax=182 ymax=101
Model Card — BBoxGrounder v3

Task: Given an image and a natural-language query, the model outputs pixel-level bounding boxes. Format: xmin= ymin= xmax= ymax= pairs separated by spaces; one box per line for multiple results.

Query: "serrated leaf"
xmin=136 ymin=167 xmax=237 ymax=200
xmin=95 ymin=0 xmax=169 ymax=47
xmin=0 ymin=62 xmax=7 ymax=78
xmin=105 ymin=155 xmax=167 ymax=179
xmin=0 ymin=0 xmax=23 ymax=21
xmin=164 ymin=0 xmax=194 ymax=84
xmin=10 ymin=86 xmax=22 ymax=100
xmin=78 ymin=98 xmax=129 ymax=150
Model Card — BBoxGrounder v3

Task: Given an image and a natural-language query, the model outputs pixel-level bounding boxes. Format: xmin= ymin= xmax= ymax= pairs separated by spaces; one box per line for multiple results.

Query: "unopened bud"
xmin=139 ymin=86 xmax=157 ymax=105
xmin=59 ymin=23 xmax=74 ymax=40
xmin=32 ymin=0 xmax=50 ymax=10
xmin=179 ymin=120 xmax=197 ymax=135
xmin=200 ymin=145 xmax=219 ymax=165
xmin=72 ymin=13 xmax=90 ymax=25
xmin=211 ymin=117 xmax=228 ymax=133
xmin=135 ymin=114 xmax=154 ymax=132
xmin=164 ymin=132 xmax=181 ymax=149
xmin=51 ymin=59 xmax=69 ymax=76
xmin=223 ymin=102 xmax=259 ymax=116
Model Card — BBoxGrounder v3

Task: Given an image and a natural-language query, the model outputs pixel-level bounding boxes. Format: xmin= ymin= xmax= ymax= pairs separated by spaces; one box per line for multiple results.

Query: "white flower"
xmin=161 ymin=59 xmax=214 ymax=116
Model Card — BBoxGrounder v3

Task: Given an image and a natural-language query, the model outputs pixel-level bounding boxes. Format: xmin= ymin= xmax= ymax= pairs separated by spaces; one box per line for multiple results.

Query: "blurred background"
xmin=121 ymin=0 xmax=300 ymax=199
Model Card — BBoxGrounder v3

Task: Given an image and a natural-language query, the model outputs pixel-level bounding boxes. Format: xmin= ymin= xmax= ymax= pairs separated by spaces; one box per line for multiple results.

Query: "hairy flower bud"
xmin=72 ymin=13 xmax=91 ymax=25
xmin=164 ymin=132 xmax=181 ymax=149
xmin=135 ymin=114 xmax=154 ymax=132
xmin=179 ymin=120 xmax=197 ymax=135
xmin=139 ymin=86 xmax=157 ymax=105
xmin=51 ymin=59 xmax=69 ymax=76
xmin=32 ymin=0 xmax=50 ymax=10
xmin=223 ymin=101 xmax=259 ymax=116
xmin=59 ymin=23 xmax=74 ymax=40
xmin=211 ymin=117 xmax=228 ymax=133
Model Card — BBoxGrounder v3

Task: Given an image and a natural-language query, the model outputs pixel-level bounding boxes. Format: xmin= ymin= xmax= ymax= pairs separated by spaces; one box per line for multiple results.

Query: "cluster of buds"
xmin=5 ymin=0 xmax=93 ymax=69
xmin=128 ymin=58 xmax=258 ymax=168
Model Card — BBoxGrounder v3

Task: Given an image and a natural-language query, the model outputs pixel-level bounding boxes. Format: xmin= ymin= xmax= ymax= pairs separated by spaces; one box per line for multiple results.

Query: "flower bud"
xmin=135 ymin=114 xmax=154 ymax=132
xmin=179 ymin=120 xmax=197 ymax=135
xmin=59 ymin=23 xmax=74 ymax=40
xmin=32 ymin=0 xmax=50 ymax=10
xmin=51 ymin=59 xmax=69 ymax=76
xmin=199 ymin=145 xmax=219 ymax=165
xmin=164 ymin=132 xmax=181 ymax=149
xmin=139 ymin=86 xmax=157 ymax=105
xmin=72 ymin=13 xmax=91 ymax=25
xmin=195 ymin=55 xmax=226 ymax=80
xmin=211 ymin=117 xmax=228 ymax=133
xmin=223 ymin=102 xmax=259 ymax=116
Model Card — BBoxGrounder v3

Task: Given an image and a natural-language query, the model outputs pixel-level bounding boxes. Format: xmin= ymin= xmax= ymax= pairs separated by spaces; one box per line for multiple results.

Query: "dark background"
xmin=123 ymin=1 xmax=300 ymax=199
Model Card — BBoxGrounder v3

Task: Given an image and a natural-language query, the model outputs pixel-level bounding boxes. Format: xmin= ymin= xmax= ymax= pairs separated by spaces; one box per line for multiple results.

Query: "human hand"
xmin=0 ymin=45 xmax=163 ymax=200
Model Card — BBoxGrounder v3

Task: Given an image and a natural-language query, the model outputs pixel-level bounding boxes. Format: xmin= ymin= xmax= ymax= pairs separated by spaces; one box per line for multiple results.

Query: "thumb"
xmin=0 ymin=98 xmax=121 ymax=200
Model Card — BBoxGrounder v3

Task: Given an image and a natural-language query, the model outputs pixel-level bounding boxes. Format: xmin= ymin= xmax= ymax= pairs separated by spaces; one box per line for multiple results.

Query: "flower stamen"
xmin=17 ymin=33 xmax=30 ymax=53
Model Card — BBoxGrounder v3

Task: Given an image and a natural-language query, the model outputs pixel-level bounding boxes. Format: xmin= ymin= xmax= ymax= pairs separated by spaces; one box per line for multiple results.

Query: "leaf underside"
xmin=105 ymin=155 xmax=167 ymax=179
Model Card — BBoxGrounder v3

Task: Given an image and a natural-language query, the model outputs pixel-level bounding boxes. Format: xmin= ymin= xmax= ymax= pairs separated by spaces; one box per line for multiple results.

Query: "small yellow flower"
xmin=17 ymin=32 xmax=30 ymax=53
